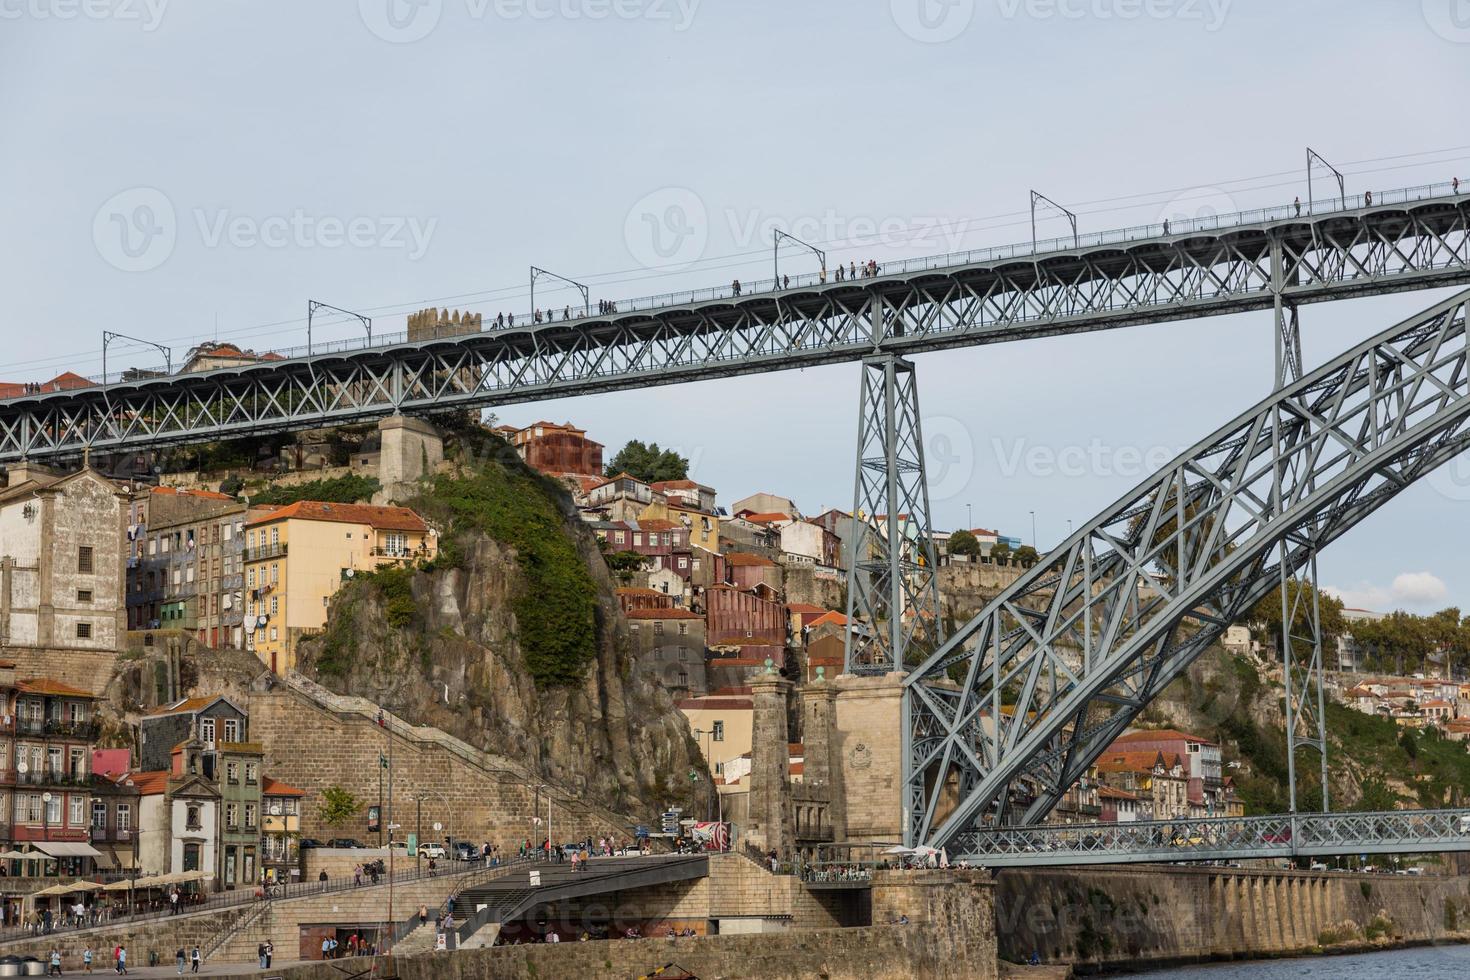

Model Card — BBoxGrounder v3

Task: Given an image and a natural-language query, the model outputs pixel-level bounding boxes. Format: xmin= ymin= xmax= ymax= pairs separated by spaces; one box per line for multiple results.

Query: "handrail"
xmin=34 ymin=179 xmax=1470 ymax=390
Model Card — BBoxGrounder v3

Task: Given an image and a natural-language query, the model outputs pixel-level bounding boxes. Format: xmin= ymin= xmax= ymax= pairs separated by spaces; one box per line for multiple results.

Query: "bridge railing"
xmin=948 ymin=808 xmax=1470 ymax=865
xmin=72 ymin=179 xmax=1468 ymax=390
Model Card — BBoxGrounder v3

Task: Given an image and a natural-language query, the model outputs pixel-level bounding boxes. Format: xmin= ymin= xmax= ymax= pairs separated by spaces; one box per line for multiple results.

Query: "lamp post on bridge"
xmin=307 ymin=300 xmax=372 ymax=356
xmin=530 ymin=266 xmax=590 ymax=320
xmin=101 ymin=331 xmax=171 ymax=386
xmin=773 ymin=229 xmax=826 ymax=288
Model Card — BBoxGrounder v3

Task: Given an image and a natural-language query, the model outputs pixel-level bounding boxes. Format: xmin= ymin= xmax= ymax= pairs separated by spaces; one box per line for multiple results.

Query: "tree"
xmin=990 ymin=541 xmax=1013 ymax=564
xmin=318 ymin=786 xmax=363 ymax=828
xmin=1249 ymin=580 xmax=1347 ymax=652
xmin=1014 ymin=545 xmax=1040 ymax=567
xmin=605 ymin=440 xmax=689 ymax=483
xmin=948 ymin=529 xmax=980 ymax=558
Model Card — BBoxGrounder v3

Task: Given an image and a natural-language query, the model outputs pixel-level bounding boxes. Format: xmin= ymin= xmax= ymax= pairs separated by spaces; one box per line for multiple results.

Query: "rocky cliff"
xmin=293 ymin=439 xmax=709 ymax=821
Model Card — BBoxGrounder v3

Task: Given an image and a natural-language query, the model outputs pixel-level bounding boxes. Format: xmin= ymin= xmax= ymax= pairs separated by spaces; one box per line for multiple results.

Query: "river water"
xmin=1128 ymin=945 xmax=1470 ymax=979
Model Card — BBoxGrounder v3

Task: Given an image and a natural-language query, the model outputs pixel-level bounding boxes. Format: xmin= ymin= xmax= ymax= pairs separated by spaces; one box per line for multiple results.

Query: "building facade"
xmin=243 ymin=501 xmax=436 ymax=673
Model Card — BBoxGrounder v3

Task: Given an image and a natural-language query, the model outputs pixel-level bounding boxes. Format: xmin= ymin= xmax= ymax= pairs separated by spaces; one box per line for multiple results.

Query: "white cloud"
xmin=1324 ymin=571 xmax=1450 ymax=613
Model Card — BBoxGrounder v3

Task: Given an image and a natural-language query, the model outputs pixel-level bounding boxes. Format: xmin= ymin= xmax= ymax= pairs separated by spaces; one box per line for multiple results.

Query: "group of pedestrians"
xmin=255 ymin=941 xmax=275 ymax=970
xmin=171 ymin=945 xmax=202 ymax=974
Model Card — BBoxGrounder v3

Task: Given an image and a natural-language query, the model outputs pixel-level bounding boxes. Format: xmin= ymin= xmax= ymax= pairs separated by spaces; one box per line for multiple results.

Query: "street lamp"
xmin=1029 ymin=510 xmax=1037 ymax=549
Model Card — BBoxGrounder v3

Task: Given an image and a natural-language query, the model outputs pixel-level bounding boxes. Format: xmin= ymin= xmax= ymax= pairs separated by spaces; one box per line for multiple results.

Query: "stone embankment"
xmin=996 ymin=864 xmax=1470 ymax=970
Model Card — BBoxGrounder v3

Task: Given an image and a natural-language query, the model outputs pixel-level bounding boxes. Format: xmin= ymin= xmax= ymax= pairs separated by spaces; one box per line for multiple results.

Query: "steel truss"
xmin=844 ymin=355 xmax=943 ymax=675
xmin=4 ymin=196 xmax=1469 ymax=463
xmin=955 ymin=809 xmax=1470 ymax=867
xmin=904 ymin=289 xmax=1470 ymax=852
xmin=1270 ymin=240 xmax=1329 ymax=814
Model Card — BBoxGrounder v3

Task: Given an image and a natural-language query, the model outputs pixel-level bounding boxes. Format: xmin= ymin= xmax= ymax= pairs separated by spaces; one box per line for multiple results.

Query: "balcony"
xmin=90 ymin=826 xmax=133 ymax=843
xmin=16 ymin=719 xmax=101 ymax=741
xmin=13 ymin=769 xmax=90 ymax=787
xmin=244 ymin=542 xmax=287 ymax=562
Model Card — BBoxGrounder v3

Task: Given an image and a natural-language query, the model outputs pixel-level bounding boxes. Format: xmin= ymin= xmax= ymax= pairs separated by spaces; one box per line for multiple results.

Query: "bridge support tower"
xmin=1270 ymin=239 xmax=1329 ymax=815
xmin=843 ymin=354 xmax=944 ymax=675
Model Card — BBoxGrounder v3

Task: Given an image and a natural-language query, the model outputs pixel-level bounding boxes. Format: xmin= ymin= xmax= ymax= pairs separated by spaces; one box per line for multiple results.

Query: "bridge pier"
xmin=375 ymin=414 xmax=443 ymax=502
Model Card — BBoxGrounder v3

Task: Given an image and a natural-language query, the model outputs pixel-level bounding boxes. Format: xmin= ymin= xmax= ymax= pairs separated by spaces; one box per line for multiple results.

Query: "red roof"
xmin=626 ymin=608 xmax=702 ymax=620
xmin=123 ymin=771 xmax=170 ymax=795
xmin=262 ymin=776 xmax=306 ymax=797
xmin=615 ymin=587 xmax=663 ymax=596
xmin=740 ymin=512 xmax=790 ymax=525
xmin=1115 ymin=729 xmax=1216 ymax=747
xmin=247 ymin=500 xmax=428 ymax=532
xmin=806 ymin=611 xmax=848 ymax=629
xmin=16 ymin=678 xmax=97 ymax=699
xmin=651 ymin=480 xmax=700 ymax=491
xmin=637 ymin=519 xmax=680 ymax=532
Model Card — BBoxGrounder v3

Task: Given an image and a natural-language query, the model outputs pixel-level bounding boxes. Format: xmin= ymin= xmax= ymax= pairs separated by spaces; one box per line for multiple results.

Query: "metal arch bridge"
xmin=904 ymin=288 xmax=1470 ymax=856
xmin=3 ymin=182 xmax=1470 ymax=463
xmin=952 ymin=810 xmax=1470 ymax=868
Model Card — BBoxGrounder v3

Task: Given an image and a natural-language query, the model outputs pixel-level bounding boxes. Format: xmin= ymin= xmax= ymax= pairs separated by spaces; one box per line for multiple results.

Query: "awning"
xmin=31 ymin=843 xmax=102 ymax=859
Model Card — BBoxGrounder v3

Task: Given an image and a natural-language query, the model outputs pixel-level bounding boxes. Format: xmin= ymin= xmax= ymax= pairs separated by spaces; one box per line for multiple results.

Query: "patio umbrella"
xmin=939 ymin=847 xmax=950 ymax=869
xmin=882 ymin=845 xmax=912 ymax=855
xmin=0 ymin=850 xmax=32 ymax=860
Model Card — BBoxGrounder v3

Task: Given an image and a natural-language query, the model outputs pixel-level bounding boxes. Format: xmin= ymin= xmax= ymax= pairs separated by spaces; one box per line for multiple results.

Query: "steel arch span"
xmin=904 ymin=288 xmax=1470 ymax=852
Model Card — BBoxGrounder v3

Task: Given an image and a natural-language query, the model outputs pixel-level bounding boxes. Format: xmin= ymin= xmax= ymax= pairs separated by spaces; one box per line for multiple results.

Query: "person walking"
xmin=263 ymin=941 xmax=273 ymax=968
xmin=114 ymin=944 xmax=127 ymax=975
xmin=353 ymin=863 xmax=362 ymax=887
xmin=189 ymin=946 xmax=201 ymax=974
xmin=257 ymin=943 xmax=267 ymax=970
xmin=1294 ymin=196 xmax=1301 ymax=217
xmin=83 ymin=946 xmax=94 ymax=975
xmin=47 ymin=948 xmax=61 ymax=977
xmin=175 ymin=947 xmax=186 ymax=975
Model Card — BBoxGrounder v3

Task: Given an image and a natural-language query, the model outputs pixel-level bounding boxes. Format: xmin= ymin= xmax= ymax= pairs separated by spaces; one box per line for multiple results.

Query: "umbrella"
xmin=0 ymin=850 xmax=32 ymax=860
xmin=939 ymin=847 xmax=950 ymax=870
xmin=882 ymin=845 xmax=912 ymax=855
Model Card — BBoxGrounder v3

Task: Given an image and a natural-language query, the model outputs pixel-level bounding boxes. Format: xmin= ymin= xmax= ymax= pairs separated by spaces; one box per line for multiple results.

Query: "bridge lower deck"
xmin=953 ymin=809 xmax=1470 ymax=867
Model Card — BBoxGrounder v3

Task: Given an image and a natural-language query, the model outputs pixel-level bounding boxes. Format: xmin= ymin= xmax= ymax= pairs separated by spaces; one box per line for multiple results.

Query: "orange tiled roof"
xmin=262 ymin=776 xmax=306 ymax=797
xmin=651 ymin=480 xmax=700 ymax=491
xmin=615 ymin=587 xmax=663 ymax=596
xmin=637 ymin=519 xmax=680 ymax=532
xmin=145 ymin=696 xmax=219 ymax=716
xmin=1096 ymin=750 xmax=1181 ymax=775
xmin=247 ymin=500 xmax=428 ymax=532
xmin=740 ymin=512 xmax=790 ymax=525
xmin=806 ymin=611 xmax=848 ymax=629
xmin=123 ymin=771 xmax=170 ymax=795
xmin=16 ymin=678 xmax=97 ymax=699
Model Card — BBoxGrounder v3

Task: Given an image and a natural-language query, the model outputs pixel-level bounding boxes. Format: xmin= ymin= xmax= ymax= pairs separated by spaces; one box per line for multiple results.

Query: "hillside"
xmin=293 ymin=429 xmax=710 ymax=819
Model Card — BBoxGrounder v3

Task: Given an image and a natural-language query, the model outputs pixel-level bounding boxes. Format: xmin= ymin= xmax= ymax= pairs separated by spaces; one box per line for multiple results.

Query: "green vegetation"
xmin=366 ymin=565 xmax=417 ymax=629
xmin=318 ymin=786 xmax=363 ymax=827
xmin=417 ymin=460 xmax=599 ymax=687
xmin=249 ymin=473 xmax=380 ymax=506
xmin=1350 ymin=607 xmax=1469 ymax=676
xmin=1014 ymin=545 xmax=1040 ymax=567
xmin=990 ymin=541 xmax=1012 ymax=563
xmin=604 ymin=440 xmax=689 ymax=483
xmin=948 ymin=529 xmax=980 ymax=558
xmin=1249 ymin=581 xmax=1347 ymax=652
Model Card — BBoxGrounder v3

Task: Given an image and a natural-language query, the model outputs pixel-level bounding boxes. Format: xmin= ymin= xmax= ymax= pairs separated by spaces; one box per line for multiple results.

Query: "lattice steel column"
xmin=844 ymin=354 xmax=943 ymax=675
xmin=1271 ymin=235 xmax=1330 ymax=814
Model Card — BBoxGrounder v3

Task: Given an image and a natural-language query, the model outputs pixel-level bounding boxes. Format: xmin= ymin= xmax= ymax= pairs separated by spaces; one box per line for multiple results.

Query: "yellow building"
xmin=242 ymin=501 xmax=436 ymax=673
xmin=676 ymin=689 xmax=753 ymax=782
xmin=640 ymin=499 xmax=720 ymax=553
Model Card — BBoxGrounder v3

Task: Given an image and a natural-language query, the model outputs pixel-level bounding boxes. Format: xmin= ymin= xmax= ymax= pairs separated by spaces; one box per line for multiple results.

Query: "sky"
xmin=2 ymin=0 xmax=1469 ymax=615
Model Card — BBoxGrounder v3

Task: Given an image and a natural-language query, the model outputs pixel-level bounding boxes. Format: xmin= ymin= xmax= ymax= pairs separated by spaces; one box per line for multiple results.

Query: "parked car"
xmin=298 ymin=838 xmax=325 ymax=850
xmin=329 ymin=838 xmax=367 ymax=849
xmin=452 ymin=841 xmax=478 ymax=862
xmin=418 ymin=842 xmax=446 ymax=859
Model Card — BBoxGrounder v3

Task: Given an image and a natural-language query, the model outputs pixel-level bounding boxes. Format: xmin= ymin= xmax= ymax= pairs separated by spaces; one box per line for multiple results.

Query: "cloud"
xmin=1324 ymin=571 xmax=1450 ymax=613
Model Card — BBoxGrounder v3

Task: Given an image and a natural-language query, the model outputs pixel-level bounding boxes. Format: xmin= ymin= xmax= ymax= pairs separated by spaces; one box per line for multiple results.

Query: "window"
xmin=653 ymin=622 xmax=664 ymax=636
xmin=270 ymin=527 xmax=279 ymax=546
xmin=223 ymin=719 xmax=239 ymax=742
xmin=92 ymin=801 xmax=107 ymax=829
xmin=225 ymin=803 xmax=238 ymax=828
xmin=712 ymin=721 xmax=725 ymax=742
xmin=678 ymin=623 xmax=689 ymax=636
xmin=75 ymin=622 xmax=92 ymax=639
xmin=245 ymin=762 xmax=258 ymax=784
xmin=270 ymin=627 xmax=278 ymax=641
xmin=70 ymin=795 xmax=85 ymax=827
xmin=244 ymin=803 xmax=257 ymax=828
xmin=270 ymin=597 xmax=278 ymax=616
xmin=200 ymin=718 xmax=215 ymax=744
xmin=183 ymin=842 xmax=200 ymax=872
xmin=226 ymin=761 xmax=239 ymax=784
xmin=45 ymin=794 xmax=61 ymax=825
xmin=23 ymin=794 xmax=40 ymax=823
xmin=247 ymin=568 xmax=256 ymax=588
xmin=270 ymin=563 xmax=278 ymax=585
xmin=76 ymin=590 xmax=92 ymax=603
xmin=78 ymin=546 xmax=94 ymax=574
xmin=116 ymin=804 xmax=131 ymax=832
